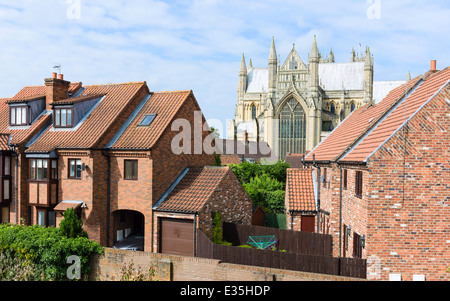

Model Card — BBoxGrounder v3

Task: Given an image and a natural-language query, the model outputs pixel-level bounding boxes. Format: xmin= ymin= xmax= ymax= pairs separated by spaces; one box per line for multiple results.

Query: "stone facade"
xmin=228 ymin=36 xmax=405 ymax=160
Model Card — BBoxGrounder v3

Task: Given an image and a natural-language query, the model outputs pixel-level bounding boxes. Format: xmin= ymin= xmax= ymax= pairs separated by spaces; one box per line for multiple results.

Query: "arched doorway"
xmin=278 ymin=98 xmax=306 ymax=160
xmin=112 ymin=210 xmax=145 ymax=251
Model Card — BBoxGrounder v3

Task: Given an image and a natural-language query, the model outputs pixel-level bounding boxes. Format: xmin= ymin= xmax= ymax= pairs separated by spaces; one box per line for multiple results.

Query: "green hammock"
xmin=247 ymin=235 xmax=277 ymax=250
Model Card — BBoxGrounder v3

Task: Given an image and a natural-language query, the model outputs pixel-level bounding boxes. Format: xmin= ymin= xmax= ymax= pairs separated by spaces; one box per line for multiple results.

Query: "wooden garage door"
xmin=160 ymin=218 xmax=194 ymax=256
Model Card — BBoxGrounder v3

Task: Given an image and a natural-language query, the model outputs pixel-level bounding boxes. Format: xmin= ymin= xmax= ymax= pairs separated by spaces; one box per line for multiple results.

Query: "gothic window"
xmin=330 ymin=103 xmax=336 ymax=115
xmin=289 ymin=56 xmax=298 ymax=70
xmin=351 ymin=102 xmax=356 ymax=112
xmin=251 ymin=104 xmax=256 ymax=120
xmin=278 ymin=99 xmax=306 ymax=160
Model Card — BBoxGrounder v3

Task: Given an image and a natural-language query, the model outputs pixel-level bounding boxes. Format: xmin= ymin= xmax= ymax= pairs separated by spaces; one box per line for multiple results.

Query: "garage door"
xmin=159 ymin=218 xmax=194 ymax=256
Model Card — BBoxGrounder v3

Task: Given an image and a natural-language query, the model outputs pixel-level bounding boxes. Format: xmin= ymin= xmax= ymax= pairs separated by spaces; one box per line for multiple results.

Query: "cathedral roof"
xmin=246 ymin=68 xmax=268 ymax=93
xmin=318 ymin=62 xmax=365 ymax=90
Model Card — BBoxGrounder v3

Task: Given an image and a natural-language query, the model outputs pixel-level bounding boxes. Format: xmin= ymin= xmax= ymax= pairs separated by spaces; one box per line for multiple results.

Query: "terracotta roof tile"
xmin=305 ymin=75 xmax=423 ymax=162
xmin=110 ymin=90 xmax=192 ymax=149
xmin=0 ymin=134 xmax=10 ymax=151
xmin=219 ymin=154 xmax=241 ymax=165
xmin=341 ymin=67 xmax=450 ymax=162
xmin=25 ymin=82 xmax=147 ymax=153
xmin=0 ymin=98 xmax=51 ymax=147
xmin=285 ymin=168 xmax=316 ymax=212
xmin=51 ymin=93 xmax=105 ymax=105
xmin=8 ymin=83 xmax=81 ymax=103
xmin=155 ymin=166 xmax=230 ymax=213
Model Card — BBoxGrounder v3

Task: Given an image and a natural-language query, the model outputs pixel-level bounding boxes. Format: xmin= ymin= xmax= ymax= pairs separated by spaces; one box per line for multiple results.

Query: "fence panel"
xmin=197 ymin=228 xmax=366 ymax=279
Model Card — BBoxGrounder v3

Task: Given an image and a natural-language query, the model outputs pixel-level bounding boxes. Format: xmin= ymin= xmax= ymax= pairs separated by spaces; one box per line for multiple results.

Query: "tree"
xmin=59 ymin=208 xmax=88 ymax=239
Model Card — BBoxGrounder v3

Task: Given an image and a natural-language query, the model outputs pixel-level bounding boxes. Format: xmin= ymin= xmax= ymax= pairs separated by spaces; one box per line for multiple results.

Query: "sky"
xmin=0 ymin=0 xmax=449 ymax=138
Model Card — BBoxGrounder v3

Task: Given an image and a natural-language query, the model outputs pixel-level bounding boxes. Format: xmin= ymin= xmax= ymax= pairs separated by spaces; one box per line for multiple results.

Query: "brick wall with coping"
xmin=89 ymin=247 xmax=365 ymax=281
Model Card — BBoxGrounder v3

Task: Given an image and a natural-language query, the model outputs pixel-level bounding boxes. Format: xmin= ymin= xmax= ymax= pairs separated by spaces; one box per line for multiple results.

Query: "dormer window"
xmin=10 ymin=106 xmax=29 ymax=126
xmin=54 ymin=107 xmax=73 ymax=128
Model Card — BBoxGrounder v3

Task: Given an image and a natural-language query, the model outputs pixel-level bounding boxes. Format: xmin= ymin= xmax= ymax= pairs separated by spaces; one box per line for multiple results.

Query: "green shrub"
xmin=59 ymin=208 xmax=88 ymax=239
xmin=0 ymin=223 xmax=103 ymax=281
xmin=211 ymin=212 xmax=232 ymax=246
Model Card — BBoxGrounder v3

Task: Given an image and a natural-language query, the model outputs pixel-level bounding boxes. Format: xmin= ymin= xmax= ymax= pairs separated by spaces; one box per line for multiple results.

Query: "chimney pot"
xmin=431 ymin=60 xmax=436 ymax=71
xmin=52 ymin=72 xmax=57 ymax=79
xmin=58 ymin=74 xmax=64 ymax=80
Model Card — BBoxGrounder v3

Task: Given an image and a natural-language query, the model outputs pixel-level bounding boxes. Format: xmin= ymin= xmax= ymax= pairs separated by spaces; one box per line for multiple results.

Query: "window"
xmin=3 ymin=179 xmax=9 ymax=200
xmin=322 ymin=168 xmax=327 ymax=187
xmin=69 ymin=159 xmax=82 ymax=179
xmin=330 ymin=103 xmax=336 ymax=115
xmin=3 ymin=156 xmax=11 ymax=176
xmin=350 ymin=102 xmax=356 ymax=112
xmin=353 ymin=232 xmax=362 ymax=258
xmin=251 ymin=104 xmax=256 ymax=120
xmin=48 ymin=211 xmax=56 ymax=227
xmin=343 ymin=169 xmax=348 ymax=190
xmin=124 ymin=160 xmax=138 ymax=180
xmin=54 ymin=107 xmax=73 ymax=128
xmin=30 ymin=159 xmax=51 ymax=181
xmin=10 ymin=106 xmax=28 ymax=126
xmin=38 ymin=210 xmax=46 ymax=227
xmin=355 ymin=170 xmax=363 ymax=198
xmin=278 ymin=99 xmax=306 ymax=160
xmin=51 ymin=160 xmax=58 ymax=180
xmin=139 ymin=114 xmax=156 ymax=126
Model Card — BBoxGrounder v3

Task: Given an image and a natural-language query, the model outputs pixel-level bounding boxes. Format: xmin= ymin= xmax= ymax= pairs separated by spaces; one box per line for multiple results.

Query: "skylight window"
xmin=139 ymin=114 xmax=156 ymax=126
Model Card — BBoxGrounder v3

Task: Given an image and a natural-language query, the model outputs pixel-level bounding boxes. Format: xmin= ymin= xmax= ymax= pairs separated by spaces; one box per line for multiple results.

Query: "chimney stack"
xmin=58 ymin=73 xmax=64 ymax=80
xmin=431 ymin=60 xmax=436 ymax=71
xmin=45 ymin=73 xmax=70 ymax=111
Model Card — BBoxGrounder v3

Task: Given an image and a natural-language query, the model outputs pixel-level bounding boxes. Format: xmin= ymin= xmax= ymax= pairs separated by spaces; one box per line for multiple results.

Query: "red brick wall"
xmin=365 ymin=86 xmax=450 ymax=281
xmin=151 ymin=94 xmax=215 ymax=204
xmin=316 ymin=85 xmax=450 ymax=281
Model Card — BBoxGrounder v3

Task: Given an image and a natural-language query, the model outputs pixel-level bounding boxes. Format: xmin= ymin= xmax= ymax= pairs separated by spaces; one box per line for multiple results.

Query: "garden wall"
xmin=89 ymin=248 xmax=365 ymax=281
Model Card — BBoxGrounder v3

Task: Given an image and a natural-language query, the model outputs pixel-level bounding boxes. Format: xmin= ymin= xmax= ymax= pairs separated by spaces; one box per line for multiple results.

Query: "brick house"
xmin=298 ymin=62 xmax=450 ymax=281
xmin=152 ymin=166 xmax=252 ymax=256
xmin=0 ymin=72 xmax=252 ymax=253
xmin=285 ymin=168 xmax=317 ymax=232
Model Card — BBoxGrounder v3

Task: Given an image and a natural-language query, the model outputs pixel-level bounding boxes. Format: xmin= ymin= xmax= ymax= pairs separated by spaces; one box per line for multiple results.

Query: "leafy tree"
xmin=59 ymin=208 xmax=88 ymax=239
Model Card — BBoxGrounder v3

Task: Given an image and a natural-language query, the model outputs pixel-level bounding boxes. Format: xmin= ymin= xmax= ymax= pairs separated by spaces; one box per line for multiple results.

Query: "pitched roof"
xmin=25 ymin=82 xmax=147 ymax=153
xmin=305 ymin=75 xmax=423 ymax=162
xmin=108 ymin=90 xmax=192 ymax=149
xmin=7 ymin=83 xmax=81 ymax=103
xmin=219 ymin=154 xmax=241 ymax=165
xmin=0 ymin=134 xmax=10 ymax=151
xmin=51 ymin=93 xmax=105 ymax=105
xmin=306 ymin=66 xmax=450 ymax=164
xmin=285 ymin=168 xmax=316 ymax=212
xmin=154 ymin=166 xmax=230 ymax=213
xmin=0 ymin=98 xmax=52 ymax=147
xmin=341 ymin=67 xmax=450 ymax=162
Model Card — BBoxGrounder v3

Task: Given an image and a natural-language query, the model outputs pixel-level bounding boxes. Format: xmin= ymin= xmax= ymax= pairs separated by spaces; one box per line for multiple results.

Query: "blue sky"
xmin=0 ymin=0 xmax=449 ymax=137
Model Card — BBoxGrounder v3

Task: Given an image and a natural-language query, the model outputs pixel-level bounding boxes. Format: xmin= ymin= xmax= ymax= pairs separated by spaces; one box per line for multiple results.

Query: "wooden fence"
xmin=222 ymin=222 xmax=332 ymax=256
xmin=197 ymin=226 xmax=366 ymax=279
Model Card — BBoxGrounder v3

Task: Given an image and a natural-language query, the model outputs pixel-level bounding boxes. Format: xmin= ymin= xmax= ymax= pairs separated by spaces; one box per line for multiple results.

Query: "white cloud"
xmin=0 ymin=0 xmax=448 ymax=131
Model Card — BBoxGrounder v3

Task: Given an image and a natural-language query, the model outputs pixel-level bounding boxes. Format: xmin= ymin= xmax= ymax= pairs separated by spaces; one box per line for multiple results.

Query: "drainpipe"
xmin=312 ymin=155 xmax=321 ymax=233
xmin=193 ymin=213 xmax=197 ymax=257
xmin=12 ymin=145 xmax=18 ymax=224
xmin=101 ymin=149 xmax=111 ymax=247
xmin=338 ymin=163 xmax=342 ymax=258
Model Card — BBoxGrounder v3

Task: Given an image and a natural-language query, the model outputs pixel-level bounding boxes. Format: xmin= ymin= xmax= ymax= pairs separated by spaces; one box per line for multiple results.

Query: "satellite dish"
xmin=81 ymin=163 xmax=86 ymax=171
